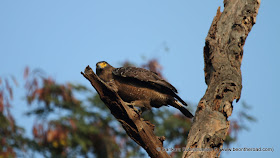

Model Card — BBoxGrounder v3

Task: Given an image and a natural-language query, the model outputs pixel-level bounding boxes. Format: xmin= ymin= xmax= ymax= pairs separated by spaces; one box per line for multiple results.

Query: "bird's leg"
xmin=123 ymin=100 xmax=151 ymax=115
xmin=123 ymin=101 xmax=140 ymax=113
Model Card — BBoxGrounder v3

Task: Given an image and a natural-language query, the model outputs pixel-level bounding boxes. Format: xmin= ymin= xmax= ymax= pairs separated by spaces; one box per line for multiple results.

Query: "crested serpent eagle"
xmin=96 ymin=61 xmax=193 ymax=118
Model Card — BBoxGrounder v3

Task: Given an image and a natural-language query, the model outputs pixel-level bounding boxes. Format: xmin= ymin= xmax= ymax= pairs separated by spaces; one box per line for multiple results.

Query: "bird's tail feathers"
xmin=172 ymin=100 xmax=193 ymax=118
xmin=173 ymin=93 xmax=188 ymax=107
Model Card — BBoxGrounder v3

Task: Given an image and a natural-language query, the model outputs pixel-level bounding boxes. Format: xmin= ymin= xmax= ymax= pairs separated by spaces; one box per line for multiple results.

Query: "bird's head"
xmin=96 ymin=61 xmax=110 ymax=70
xmin=96 ymin=61 xmax=114 ymax=82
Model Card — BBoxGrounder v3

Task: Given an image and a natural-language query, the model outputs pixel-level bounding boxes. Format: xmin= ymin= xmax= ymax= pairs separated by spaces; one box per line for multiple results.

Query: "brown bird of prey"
xmin=96 ymin=61 xmax=193 ymax=118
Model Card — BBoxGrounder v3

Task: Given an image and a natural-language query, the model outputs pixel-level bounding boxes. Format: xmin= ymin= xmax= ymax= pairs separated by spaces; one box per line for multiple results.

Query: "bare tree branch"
xmin=183 ymin=0 xmax=260 ymax=157
xmin=81 ymin=66 xmax=171 ymax=158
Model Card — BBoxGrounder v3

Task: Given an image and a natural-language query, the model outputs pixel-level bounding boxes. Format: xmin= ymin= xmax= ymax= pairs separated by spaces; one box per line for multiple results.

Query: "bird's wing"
xmin=112 ymin=67 xmax=178 ymax=93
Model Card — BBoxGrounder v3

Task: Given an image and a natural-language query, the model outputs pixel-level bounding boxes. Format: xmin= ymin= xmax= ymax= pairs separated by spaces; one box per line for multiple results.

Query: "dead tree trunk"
xmin=182 ymin=0 xmax=260 ymax=158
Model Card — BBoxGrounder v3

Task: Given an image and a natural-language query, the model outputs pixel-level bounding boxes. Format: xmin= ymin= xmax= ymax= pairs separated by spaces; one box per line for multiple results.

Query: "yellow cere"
xmin=99 ymin=62 xmax=107 ymax=68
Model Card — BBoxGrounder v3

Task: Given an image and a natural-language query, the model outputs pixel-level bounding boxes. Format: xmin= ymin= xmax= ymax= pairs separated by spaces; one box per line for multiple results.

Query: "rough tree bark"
xmin=81 ymin=67 xmax=170 ymax=158
xmin=182 ymin=0 xmax=260 ymax=158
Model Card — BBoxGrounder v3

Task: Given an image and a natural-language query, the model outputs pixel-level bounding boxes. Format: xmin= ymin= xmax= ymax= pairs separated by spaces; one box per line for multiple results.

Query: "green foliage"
xmin=24 ymin=74 xmax=122 ymax=157
xmin=0 ymin=60 xmax=256 ymax=157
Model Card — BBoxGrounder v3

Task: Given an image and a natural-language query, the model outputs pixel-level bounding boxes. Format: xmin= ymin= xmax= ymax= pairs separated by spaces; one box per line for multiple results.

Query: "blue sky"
xmin=0 ymin=0 xmax=279 ymax=157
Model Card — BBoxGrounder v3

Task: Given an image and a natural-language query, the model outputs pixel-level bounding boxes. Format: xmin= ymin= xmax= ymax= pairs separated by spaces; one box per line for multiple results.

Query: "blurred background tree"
xmin=0 ymin=76 xmax=29 ymax=157
xmin=0 ymin=59 xmax=256 ymax=158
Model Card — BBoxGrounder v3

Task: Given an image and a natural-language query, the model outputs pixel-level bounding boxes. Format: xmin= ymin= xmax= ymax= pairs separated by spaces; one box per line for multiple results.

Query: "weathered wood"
xmin=81 ymin=66 xmax=171 ymax=158
xmin=182 ymin=0 xmax=260 ymax=157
